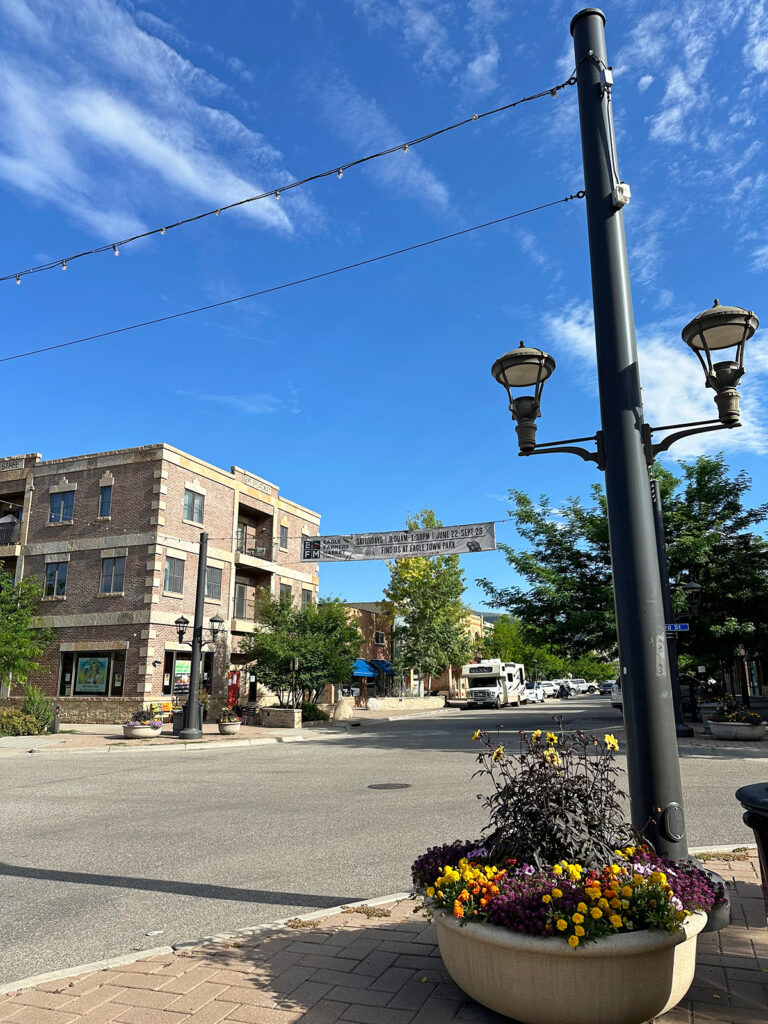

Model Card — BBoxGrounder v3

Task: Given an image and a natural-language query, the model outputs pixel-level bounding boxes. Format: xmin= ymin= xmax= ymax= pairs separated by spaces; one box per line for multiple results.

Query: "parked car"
xmin=524 ymin=680 xmax=545 ymax=704
xmin=569 ymin=678 xmax=589 ymax=694
xmin=610 ymin=679 xmax=623 ymax=708
xmin=539 ymin=680 xmax=557 ymax=699
xmin=599 ymin=680 xmax=613 ymax=696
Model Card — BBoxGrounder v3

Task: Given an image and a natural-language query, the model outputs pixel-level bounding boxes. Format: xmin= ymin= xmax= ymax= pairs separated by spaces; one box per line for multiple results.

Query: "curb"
xmin=0 ymin=892 xmax=412 ymax=996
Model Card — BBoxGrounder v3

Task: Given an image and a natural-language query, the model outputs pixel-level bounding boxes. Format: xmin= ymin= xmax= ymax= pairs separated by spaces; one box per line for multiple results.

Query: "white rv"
xmin=461 ymin=660 xmax=526 ymax=708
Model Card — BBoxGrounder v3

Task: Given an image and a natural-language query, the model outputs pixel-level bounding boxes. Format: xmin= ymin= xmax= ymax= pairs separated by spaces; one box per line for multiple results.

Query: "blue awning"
xmin=369 ymin=659 xmax=395 ymax=676
xmin=352 ymin=659 xmax=378 ymax=678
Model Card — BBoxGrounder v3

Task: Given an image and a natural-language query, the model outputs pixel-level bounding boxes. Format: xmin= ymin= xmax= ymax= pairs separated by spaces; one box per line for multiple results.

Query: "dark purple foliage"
xmin=411 ymin=840 xmax=480 ymax=889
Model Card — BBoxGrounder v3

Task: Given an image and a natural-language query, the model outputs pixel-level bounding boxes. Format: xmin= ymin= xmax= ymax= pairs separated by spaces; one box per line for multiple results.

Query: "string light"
xmin=16 ymin=275 xmax=20 ymax=285
xmin=0 ymin=192 xmax=584 ymax=367
xmin=112 ymin=244 xmax=119 ymax=256
xmin=337 ymin=169 xmax=343 ymax=179
xmin=61 ymin=261 xmax=67 ymax=271
xmin=1 ymin=70 xmax=579 ymax=290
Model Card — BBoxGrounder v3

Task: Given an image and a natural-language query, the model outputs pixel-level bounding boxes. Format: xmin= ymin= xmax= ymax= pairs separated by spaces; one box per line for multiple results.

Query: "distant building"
xmin=0 ymin=445 xmax=319 ymax=719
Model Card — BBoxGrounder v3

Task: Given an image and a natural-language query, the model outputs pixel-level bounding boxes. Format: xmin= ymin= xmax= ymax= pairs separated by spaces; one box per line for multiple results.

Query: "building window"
xmin=183 ymin=489 xmax=204 ymax=523
xmin=98 ymin=485 xmax=112 ymax=518
xmin=49 ymin=491 xmax=74 ymax=523
xmin=279 ymin=582 xmax=292 ymax=602
xmin=374 ymin=630 xmax=386 ymax=646
xmin=164 ymin=556 xmax=184 ymax=594
xmin=100 ymin=556 xmax=125 ymax=594
xmin=205 ymin=565 xmax=222 ymax=601
xmin=301 ymin=588 xmax=313 ymax=609
xmin=234 ymin=582 xmax=248 ymax=620
xmin=45 ymin=562 xmax=68 ymax=597
xmin=279 ymin=524 xmax=288 ymax=549
xmin=61 ymin=650 xmax=126 ymax=697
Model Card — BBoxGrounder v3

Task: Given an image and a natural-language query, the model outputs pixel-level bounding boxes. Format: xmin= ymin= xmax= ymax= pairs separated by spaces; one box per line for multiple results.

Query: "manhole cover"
xmin=367 ymin=783 xmax=412 ymax=790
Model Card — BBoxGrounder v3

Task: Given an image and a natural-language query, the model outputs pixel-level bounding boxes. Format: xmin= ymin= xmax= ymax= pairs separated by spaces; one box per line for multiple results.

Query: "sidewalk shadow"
xmin=0 ymin=862 xmax=358 ymax=909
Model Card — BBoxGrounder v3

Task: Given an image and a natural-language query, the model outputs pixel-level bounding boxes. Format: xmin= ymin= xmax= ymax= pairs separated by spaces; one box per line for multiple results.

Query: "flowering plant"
xmin=709 ymin=697 xmax=763 ymax=726
xmin=411 ymin=727 xmax=725 ymax=946
xmin=218 ymin=708 xmax=242 ymax=724
xmin=124 ymin=708 xmax=162 ymax=727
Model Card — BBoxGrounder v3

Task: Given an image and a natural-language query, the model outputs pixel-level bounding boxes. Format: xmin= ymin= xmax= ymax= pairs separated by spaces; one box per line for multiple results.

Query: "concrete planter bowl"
xmin=122 ymin=723 xmax=162 ymax=739
xmin=218 ymin=721 xmax=241 ymax=735
xmin=432 ymin=907 xmax=706 ymax=1024
xmin=708 ymin=719 xmax=766 ymax=741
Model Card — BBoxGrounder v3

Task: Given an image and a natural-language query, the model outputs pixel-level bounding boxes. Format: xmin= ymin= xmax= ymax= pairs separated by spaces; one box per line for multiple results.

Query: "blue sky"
xmin=1 ymin=0 xmax=766 ymax=610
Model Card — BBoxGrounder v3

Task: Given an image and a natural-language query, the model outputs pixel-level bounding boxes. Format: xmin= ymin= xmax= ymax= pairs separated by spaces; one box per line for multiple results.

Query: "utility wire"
xmin=0 ymin=192 xmax=584 ymax=366
xmin=2 ymin=73 xmax=578 ymax=288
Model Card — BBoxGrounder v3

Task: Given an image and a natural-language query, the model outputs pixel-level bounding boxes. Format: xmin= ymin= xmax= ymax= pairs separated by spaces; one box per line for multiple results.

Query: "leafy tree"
xmin=239 ymin=591 xmax=362 ymax=705
xmin=383 ymin=509 xmax=473 ymax=693
xmin=478 ymin=455 xmax=768 ymax=676
xmin=0 ymin=570 xmax=54 ymax=690
xmin=483 ymin=615 xmax=615 ymax=682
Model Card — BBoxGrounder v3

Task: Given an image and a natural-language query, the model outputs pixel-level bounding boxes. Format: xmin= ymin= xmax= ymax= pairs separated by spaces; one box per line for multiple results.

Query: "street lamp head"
xmin=209 ymin=613 xmax=224 ymax=638
xmin=681 ymin=300 xmax=759 ymax=425
xmin=491 ymin=341 xmax=556 ymax=453
xmin=681 ymin=580 xmax=702 ymax=615
xmin=175 ymin=614 xmax=190 ymax=643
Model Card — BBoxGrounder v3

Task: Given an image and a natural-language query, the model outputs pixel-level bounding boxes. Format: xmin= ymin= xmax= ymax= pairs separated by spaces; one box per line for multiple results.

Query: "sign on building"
xmin=301 ymin=522 xmax=496 ymax=562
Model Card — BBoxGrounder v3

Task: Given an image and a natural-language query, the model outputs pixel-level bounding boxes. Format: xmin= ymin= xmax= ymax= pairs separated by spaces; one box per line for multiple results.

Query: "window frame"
xmin=183 ymin=488 xmax=205 ymax=524
xmin=163 ymin=555 xmax=185 ymax=594
xmin=100 ymin=555 xmax=126 ymax=594
xmin=279 ymin=524 xmax=289 ymax=549
xmin=98 ymin=485 xmax=112 ymax=518
xmin=205 ymin=565 xmax=222 ymax=601
xmin=45 ymin=561 xmax=68 ymax=597
xmin=279 ymin=582 xmax=292 ymax=602
xmin=49 ymin=490 xmax=75 ymax=524
xmin=374 ymin=630 xmax=386 ymax=646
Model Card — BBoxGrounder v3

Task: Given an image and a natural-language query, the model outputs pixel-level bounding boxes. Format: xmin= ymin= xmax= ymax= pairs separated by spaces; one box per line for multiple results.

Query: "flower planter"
xmin=708 ymin=719 xmax=766 ymax=741
xmin=122 ymin=724 xmax=162 ymax=739
xmin=431 ymin=907 xmax=706 ymax=1024
xmin=218 ymin=721 xmax=241 ymax=735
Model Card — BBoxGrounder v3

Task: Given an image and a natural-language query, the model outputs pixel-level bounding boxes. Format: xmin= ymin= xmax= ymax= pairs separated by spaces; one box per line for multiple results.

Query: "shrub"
xmin=710 ymin=697 xmax=763 ymax=725
xmin=301 ymin=701 xmax=329 ymax=722
xmin=21 ymin=684 xmax=55 ymax=731
xmin=0 ymin=708 xmax=43 ymax=737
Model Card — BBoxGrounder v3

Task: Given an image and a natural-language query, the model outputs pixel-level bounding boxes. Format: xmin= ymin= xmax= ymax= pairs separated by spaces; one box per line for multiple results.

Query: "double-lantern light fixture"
xmin=175 ymin=613 xmax=224 ymax=644
xmin=492 ymin=300 xmax=759 ymax=462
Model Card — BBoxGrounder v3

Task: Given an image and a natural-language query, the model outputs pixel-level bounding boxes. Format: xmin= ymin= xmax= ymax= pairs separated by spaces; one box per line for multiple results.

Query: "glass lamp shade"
xmin=175 ymin=615 xmax=190 ymax=641
xmin=491 ymin=342 xmax=556 ymax=389
xmin=681 ymin=300 xmax=758 ymax=352
xmin=209 ymin=613 xmax=224 ymax=636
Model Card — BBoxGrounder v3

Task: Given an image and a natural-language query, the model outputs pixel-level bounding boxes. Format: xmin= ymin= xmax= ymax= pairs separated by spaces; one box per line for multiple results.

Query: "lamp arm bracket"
xmin=644 ymin=421 xmax=740 ymax=463
xmin=522 ymin=431 xmax=604 ymax=470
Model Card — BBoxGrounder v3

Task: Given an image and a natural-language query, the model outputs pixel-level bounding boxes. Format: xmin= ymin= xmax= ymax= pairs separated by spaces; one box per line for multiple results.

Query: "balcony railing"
xmin=236 ymin=523 xmax=272 ymax=561
xmin=0 ymin=521 xmax=20 ymax=546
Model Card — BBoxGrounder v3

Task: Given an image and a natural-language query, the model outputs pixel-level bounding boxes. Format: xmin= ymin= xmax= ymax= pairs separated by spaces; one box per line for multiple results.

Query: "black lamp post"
xmin=174 ymin=532 xmax=224 ymax=740
xmin=489 ymin=8 xmax=759 ymax=860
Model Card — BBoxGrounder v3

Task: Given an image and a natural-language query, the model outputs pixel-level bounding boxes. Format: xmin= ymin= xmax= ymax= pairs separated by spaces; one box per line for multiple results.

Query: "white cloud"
xmin=637 ymin=75 xmax=654 ymax=92
xmin=177 ymin=390 xmax=300 ymax=416
xmin=464 ymin=39 xmax=501 ymax=94
xmin=516 ymin=230 xmax=547 ymax=267
xmin=350 ymin=0 xmax=459 ymax=74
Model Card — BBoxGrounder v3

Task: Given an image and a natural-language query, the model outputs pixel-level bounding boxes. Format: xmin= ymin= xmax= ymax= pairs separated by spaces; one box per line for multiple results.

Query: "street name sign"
xmin=665 ymin=623 xmax=690 ymax=632
xmin=301 ymin=522 xmax=496 ymax=562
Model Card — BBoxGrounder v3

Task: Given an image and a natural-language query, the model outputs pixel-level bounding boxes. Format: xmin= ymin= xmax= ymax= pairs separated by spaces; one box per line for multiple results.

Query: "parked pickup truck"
xmin=461 ymin=660 xmax=526 ymax=708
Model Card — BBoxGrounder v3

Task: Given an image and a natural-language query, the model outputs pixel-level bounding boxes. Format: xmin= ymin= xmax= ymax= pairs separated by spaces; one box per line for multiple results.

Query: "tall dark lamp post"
xmin=490 ymin=8 xmax=759 ymax=859
xmin=174 ymin=532 xmax=225 ymax=740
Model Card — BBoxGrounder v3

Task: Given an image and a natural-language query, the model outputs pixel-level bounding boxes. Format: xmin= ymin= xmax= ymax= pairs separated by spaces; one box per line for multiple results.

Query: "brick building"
xmin=0 ymin=445 xmax=320 ymax=720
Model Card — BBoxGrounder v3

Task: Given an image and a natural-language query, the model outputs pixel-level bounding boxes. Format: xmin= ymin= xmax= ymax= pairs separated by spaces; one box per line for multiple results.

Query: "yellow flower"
xmin=492 ymin=745 xmax=505 ymax=762
xmin=590 ymin=907 xmax=603 ymax=919
xmin=610 ymin=914 xmax=623 ymax=928
xmin=598 ymin=898 xmax=609 ymax=910
xmin=566 ymin=864 xmax=583 ymax=881
xmin=556 ymin=919 xmax=568 ymax=931
xmin=621 ymin=900 xmax=630 ymax=910
xmin=604 ymin=733 xmax=619 ymax=751
xmin=625 ymin=846 xmax=635 ymax=857
xmin=610 ymin=898 xmax=621 ymax=910
xmin=633 ymin=875 xmax=644 ymax=886
xmin=472 ymin=730 xmax=481 ymax=741
xmin=621 ymin=885 xmax=633 ymax=898
xmin=572 ymin=912 xmax=584 ymax=925
xmin=574 ymin=925 xmax=585 ymax=937
xmin=552 ymin=865 xmax=563 ymax=877
xmin=426 ymin=887 xmax=435 ymax=897
xmin=568 ymin=934 xmax=579 ymax=947
xmin=531 ymin=729 xmax=542 ymax=741
xmin=577 ymin=902 xmax=587 ymax=914
xmin=552 ymin=888 xmax=563 ymax=899
xmin=543 ymin=748 xmax=562 ymax=766
xmin=610 ymin=864 xmax=621 ymax=875
xmin=542 ymin=894 xmax=552 ymax=904
xmin=546 ymin=731 xmax=558 ymax=745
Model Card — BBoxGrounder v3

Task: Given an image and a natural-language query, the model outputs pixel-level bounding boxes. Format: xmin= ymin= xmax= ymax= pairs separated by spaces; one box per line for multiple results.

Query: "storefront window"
xmin=61 ymin=650 xmax=126 ymax=696
xmin=162 ymin=651 xmax=213 ymax=696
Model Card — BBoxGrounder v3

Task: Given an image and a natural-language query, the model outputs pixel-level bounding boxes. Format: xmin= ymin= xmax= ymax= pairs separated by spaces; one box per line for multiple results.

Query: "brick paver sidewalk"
xmin=1 ymin=853 xmax=765 ymax=1024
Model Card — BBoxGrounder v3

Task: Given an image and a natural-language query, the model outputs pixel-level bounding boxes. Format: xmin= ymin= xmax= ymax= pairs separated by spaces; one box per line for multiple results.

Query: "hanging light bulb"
xmin=112 ymin=244 xmax=119 ymax=256
xmin=61 ymin=260 xmax=67 ymax=271
xmin=403 ymin=144 xmax=409 ymax=153
xmin=16 ymin=274 xmax=20 ymax=285
xmin=160 ymin=227 xmax=166 ymax=235
xmin=215 ymin=209 xmax=221 ymax=216
xmin=274 ymin=190 xmax=281 ymax=200
xmin=337 ymin=168 xmax=343 ymax=179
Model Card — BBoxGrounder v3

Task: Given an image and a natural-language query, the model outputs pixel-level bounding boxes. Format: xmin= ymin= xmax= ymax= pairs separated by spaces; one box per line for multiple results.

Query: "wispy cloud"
xmin=0 ymin=0 xmax=315 ymax=240
xmin=177 ymin=389 xmax=300 ymax=416
xmin=545 ymin=301 xmax=768 ymax=457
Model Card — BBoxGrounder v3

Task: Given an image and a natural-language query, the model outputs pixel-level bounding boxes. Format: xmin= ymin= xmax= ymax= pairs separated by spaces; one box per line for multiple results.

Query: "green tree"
xmin=0 ymin=570 xmax=54 ymax=689
xmin=483 ymin=615 xmax=615 ymax=683
xmin=383 ymin=509 xmax=473 ymax=693
xmin=239 ymin=591 xmax=362 ymax=705
xmin=478 ymin=455 xmax=768 ymax=675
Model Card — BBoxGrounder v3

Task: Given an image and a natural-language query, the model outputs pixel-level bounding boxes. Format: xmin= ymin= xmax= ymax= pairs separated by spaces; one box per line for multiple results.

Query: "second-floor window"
xmin=100 ymin=556 xmax=125 ymax=594
xmin=375 ymin=630 xmax=386 ymax=646
xmin=164 ymin=556 xmax=184 ymax=594
xmin=279 ymin=582 xmax=292 ymax=602
xmin=301 ymin=589 xmax=313 ymax=609
xmin=279 ymin=525 xmax=288 ymax=549
xmin=234 ymin=582 xmax=248 ymax=619
xmin=45 ymin=562 xmax=68 ymax=597
xmin=183 ymin=489 xmax=204 ymax=523
xmin=99 ymin=485 xmax=112 ymax=518
xmin=205 ymin=566 xmax=222 ymax=600
xmin=49 ymin=491 xmax=74 ymax=523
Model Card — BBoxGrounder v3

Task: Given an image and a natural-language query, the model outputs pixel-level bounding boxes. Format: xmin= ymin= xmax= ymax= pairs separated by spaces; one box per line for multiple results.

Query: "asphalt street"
xmin=1 ymin=697 xmax=763 ymax=986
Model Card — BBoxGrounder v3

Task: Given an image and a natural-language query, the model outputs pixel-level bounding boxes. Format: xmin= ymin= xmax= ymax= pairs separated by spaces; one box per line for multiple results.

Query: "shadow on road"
xmin=0 ymin=862 xmax=360 ymax=909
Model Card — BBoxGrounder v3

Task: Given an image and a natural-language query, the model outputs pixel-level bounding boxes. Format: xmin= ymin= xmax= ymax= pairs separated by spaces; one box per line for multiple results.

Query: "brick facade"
xmin=0 ymin=445 xmax=320 ymax=720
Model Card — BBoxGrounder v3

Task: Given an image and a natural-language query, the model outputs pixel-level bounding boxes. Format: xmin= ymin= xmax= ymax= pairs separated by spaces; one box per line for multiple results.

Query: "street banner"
xmin=301 ymin=522 xmax=496 ymax=562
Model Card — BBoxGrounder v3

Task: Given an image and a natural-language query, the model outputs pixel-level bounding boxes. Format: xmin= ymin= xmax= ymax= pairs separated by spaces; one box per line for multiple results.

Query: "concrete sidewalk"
xmin=0 ymin=852 xmax=765 ymax=1024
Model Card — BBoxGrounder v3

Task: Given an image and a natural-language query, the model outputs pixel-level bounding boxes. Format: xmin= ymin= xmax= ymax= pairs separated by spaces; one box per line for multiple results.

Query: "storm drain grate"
xmin=367 ymin=783 xmax=412 ymax=790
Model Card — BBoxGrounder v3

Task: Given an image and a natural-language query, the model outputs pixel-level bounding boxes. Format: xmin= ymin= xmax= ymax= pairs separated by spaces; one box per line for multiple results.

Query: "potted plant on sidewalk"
xmin=411 ymin=726 xmax=725 ymax=1024
xmin=707 ymin=697 xmax=766 ymax=741
xmin=122 ymin=708 xmax=163 ymax=739
xmin=217 ymin=707 xmax=242 ymax=735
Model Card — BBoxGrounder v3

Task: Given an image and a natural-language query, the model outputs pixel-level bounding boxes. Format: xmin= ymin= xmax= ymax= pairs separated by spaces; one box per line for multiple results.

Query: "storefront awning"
xmin=352 ymin=659 xmax=378 ymax=677
xmin=369 ymin=659 xmax=395 ymax=676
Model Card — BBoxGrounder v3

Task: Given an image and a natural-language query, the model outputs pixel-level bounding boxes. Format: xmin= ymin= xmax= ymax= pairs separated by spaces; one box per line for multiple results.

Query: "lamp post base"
xmin=179 ymin=727 xmax=203 ymax=741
